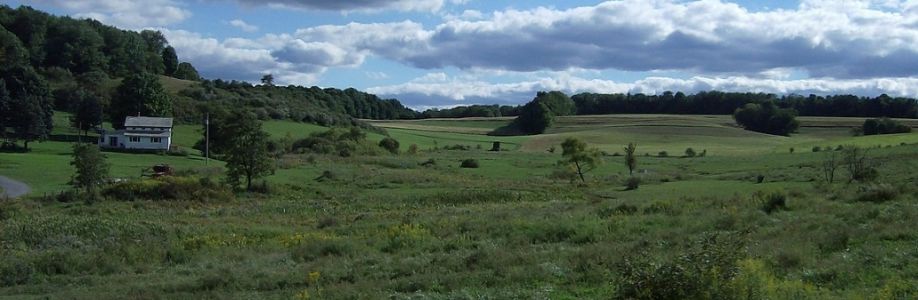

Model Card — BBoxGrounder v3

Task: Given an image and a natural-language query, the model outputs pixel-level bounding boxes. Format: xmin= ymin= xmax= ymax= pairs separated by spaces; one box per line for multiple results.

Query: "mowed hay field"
xmin=0 ymin=114 xmax=916 ymax=298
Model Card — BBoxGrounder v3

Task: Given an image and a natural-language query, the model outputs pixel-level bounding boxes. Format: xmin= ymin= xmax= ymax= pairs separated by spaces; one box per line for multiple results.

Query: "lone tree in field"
xmin=733 ymin=102 xmax=799 ymax=136
xmin=624 ymin=143 xmax=637 ymax=175
xmin=560 ymin=138 xmax=602 ymax=183
xmin=70 ymin=143 xmax=110 ymax=194
xmin=223 ymin=109 xmax=275 ymax=191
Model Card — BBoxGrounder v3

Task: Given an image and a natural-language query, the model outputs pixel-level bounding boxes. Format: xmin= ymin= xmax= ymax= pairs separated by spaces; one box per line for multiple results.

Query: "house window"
xmin=129 ymin=136 xmax=140 ymax=142
xmin=151 ymin=137 xmax=162 ymax=143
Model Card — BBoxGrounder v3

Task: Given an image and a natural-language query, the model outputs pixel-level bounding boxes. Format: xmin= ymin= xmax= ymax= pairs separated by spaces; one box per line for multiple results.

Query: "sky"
xmin=9 ymin=0 xmax=918 ymax=109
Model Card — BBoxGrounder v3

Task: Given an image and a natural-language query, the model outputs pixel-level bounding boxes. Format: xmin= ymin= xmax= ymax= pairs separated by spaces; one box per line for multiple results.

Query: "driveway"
xmin=0 ymin=175 xmax=30 ymax=198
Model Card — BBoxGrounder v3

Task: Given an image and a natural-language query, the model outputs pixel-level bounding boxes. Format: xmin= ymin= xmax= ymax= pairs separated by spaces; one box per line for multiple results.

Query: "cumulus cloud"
xmin=283 ymin=0 xmax=918 ymax=79
xmin=228 ymin=0 xmax=447 ymax=12
xmin=227 ymin=19 xmax=259 ymax=32
xmin=368 ymin=72 xmax=918 ymax=107
xmin=34 ymin=0 xmax=191 ymax=28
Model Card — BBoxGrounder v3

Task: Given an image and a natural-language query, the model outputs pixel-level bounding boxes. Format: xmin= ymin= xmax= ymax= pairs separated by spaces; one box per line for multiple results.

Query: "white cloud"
xmin=229 ymin=0 xmax=448 ymax=12
xmin=369 ymin=72 xmax=918 ymax=107
xmin=227 ymin=19 xmax=259 ymax=32
xmin=280 ymin=0 xmax=918 ymax=78
xmin=35 ymin=0 xmax=191 ymax=28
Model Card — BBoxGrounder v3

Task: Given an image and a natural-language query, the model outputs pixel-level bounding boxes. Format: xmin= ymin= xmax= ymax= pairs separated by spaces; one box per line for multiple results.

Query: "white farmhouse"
xmin=99 ymin=116 xmax=173 ymax=151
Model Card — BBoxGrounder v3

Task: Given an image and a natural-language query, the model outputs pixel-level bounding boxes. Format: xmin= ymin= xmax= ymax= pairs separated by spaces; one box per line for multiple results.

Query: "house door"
xmin=109 ymin=136 xmax=118 ymax=147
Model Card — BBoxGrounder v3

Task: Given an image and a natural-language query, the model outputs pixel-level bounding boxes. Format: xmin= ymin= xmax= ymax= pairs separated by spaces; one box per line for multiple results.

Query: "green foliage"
xmin=0 ymin=66 xmax=54 ymax=149
xmin=855 ymin=184 xmax=899 ymax=203
xmin=161 ymin=46 xmax=178 ymax=76
xmin=842 ymin=146 xmax=879 ymax=182
xmin=757 ymin=191 xmax=788 ymax=214
xmin=624 ymin=143 xmax=637 ymax=175
xmin=515 ymin=100 xmax=554 ymax=134
xmin=862 ymin=117 xmax=912 ymax=135
xmin=378 ymin=137 xmax=400 ymax=154
xmin=222 ymin=109 xmax=274 ymax=190
xmin=173 ymin=62 xmax=200 ymax=81
xmin=260 ymin=74 xmax=274 ymax=86
xmin=533 ymin=91 xmax=576 ymax=116
xmin=625 ymin=177 xmax=641 ymax=190
xmin=70 ymin=143 xmax=109 ymax=193
xmin=684 ymin=147 xmax=696 ymax=157
xmin=733 ymin=102 xmax=800 ymax=136
xmin=460 ymin=159 xmax=479 ymax=168
xmin=110 ymin=72 xmax=171 ymax=128
xmin=103 ymin=176 xmax=233 ymax=202
xmin=68 ymin=89 xmax=103 ymax=134
xmin=560 ymin=137 xmax=602 ymax=182
xmin=616 ymin=233 xmax=747 ymax=300
xmin=290 ymin=127 xmax=377 ymax=157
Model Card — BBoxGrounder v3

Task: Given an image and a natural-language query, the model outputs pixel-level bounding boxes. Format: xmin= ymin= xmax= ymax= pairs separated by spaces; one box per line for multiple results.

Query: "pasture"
xmin=0 ymin=114 xmax=916 ymax=298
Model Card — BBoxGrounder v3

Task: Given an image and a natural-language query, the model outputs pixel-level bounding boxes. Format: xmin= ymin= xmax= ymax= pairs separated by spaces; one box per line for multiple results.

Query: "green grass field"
xmin=0 ymin=114 xmax=916 ymax=298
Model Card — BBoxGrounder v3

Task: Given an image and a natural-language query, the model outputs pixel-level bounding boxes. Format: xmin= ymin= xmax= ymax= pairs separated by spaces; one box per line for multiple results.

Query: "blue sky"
xmin=8 ymin=0 xmax=918 ymax=108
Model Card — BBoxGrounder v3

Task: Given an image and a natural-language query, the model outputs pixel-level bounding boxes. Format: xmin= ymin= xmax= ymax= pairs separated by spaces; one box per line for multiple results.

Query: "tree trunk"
xmin=246 ymin=174 xmax=252 ymax=191
xmin=575 ymin=161 xmax=585 ymax=183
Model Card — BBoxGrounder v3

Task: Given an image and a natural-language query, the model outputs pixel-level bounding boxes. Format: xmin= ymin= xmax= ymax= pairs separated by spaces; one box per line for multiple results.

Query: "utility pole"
xmin=205 ymin=113 xmax=210 ymax=166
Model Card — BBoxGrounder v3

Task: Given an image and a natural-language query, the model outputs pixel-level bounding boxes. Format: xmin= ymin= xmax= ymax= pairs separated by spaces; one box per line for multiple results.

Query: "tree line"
xmin=423 ymin=91 xmax=918 ymax=120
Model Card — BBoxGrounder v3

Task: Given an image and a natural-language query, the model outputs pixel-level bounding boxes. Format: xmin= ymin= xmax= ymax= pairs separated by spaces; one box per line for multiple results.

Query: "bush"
xmin=290 ymin=239 xmax=352 ymax=262
xmin=625 ymin=177 xmax=641 ymax=190
xmin=862 ymin=117 xmax=912 ymax=135
xmin=758 ymin=191 xmax=787 ymax=214
xmin=756 ymin=175 xmax=766 ymax=184
xmin=733 ymin=102 xmax=799 ymax=136
xmin=378 ymin=137 xmax=400 ymax=154
xmin=102 ymin=177 xmax=233 ymax=202
xmin=812 ymin=146 xmax=822 ymax=152
xmin=419 ymin=159 xmax=436 ymax=167
xmin=856 ymin=184 xmax=899 ymax=202
xmin=460 ymin=159 xmax=479 ymax=168
xmin=658 ymin=151 xmax=668 ymax=157
xmin=684 ymin=148 xmax=696 ymax=157
xmin=407 ymin=144 xmax=419 ymax=155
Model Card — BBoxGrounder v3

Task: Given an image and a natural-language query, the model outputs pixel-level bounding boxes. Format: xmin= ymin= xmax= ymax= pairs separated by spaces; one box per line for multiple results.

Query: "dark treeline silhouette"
xmin=175 ymin=80 xmax=416 ymax=127
xmin=572 ymin=91 xmax=918 ymax=118
xmin=421 ymin=105 xmax=521 ymax=118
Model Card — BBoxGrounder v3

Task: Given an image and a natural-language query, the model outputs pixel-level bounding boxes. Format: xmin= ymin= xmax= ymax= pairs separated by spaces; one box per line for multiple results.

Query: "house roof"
xmin=124 ymin=131 xmax=172 ymax=138
xmin=125 ymin=116 xmax=173 ymax=128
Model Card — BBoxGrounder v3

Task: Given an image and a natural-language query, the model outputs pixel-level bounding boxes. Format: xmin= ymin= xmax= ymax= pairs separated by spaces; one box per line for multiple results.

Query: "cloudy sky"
xmin=12 ymin=0 xmax=918 ymax=108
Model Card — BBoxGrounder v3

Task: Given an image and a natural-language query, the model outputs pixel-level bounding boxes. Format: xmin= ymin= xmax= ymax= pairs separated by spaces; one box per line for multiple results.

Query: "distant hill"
xmin=0 ymin=4 xmax=419 ymax=133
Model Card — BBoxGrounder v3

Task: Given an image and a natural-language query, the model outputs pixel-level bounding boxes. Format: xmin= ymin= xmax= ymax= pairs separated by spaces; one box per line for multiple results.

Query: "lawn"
xmin=0 ymin=114 xmax=915 ymax=299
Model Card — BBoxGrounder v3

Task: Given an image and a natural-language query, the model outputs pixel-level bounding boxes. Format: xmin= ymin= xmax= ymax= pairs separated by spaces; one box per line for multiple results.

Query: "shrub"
xmin=378 ymin=137 xmax=400 ymax=154
xmin=625 ymin=177 xmax=641 ymax=191
xmin=103 ymin=177 xmax=233 ymax=202
xmin=616 ymin=232 xmax=746 ymax=299
xmin=407 ymin=144 xmax=419 ymax=155
xmin=315 ymin=170 xmax=336 ymax=182
xmin=419 ymin=159 xmax=436 ymax=167
xmin=856 ymin=184 xmax=899 ymax=202
xmin=460 ymin=159 xmax=480 ymax=168
xmin=789 ymin=147 xmax=795 ymax=153
xmin=812 ymin=146 xmax=822 ymax=152
xmin=290 ymin=239 xmax=352 ymax=262
xmin=316 ymin=217 xmax=338 ymax=229
xmin=658 ymin=151 xmax=669 ymax=157
xmin=733 ymin=102 xmax=799 ymax=136
xmin=862 ymin=117 xmax=912 ymax=135
xmin=758 ymin=191 xmax=787 ymax=214
xmin=684 ymin=148 xmax=696 ymax=157
xmin=756 ymin=175 xmax=766 ymax=183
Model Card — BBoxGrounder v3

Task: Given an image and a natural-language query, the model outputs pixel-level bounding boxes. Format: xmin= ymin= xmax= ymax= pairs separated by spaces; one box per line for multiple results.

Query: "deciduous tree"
xmin=560 ymin=137 xmax=602 ymax=183
xmin=223 ymin=109 xmax=274 ymax=191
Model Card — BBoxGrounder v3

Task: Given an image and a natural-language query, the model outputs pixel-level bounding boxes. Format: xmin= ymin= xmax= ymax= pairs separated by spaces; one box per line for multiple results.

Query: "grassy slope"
xmin=1 ymin=113 xmax=916 ymax=298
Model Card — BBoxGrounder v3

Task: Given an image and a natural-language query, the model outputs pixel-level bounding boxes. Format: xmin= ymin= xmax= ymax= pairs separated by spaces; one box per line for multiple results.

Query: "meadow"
xmin=0 ymin=114 xmax=916 ymax=299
